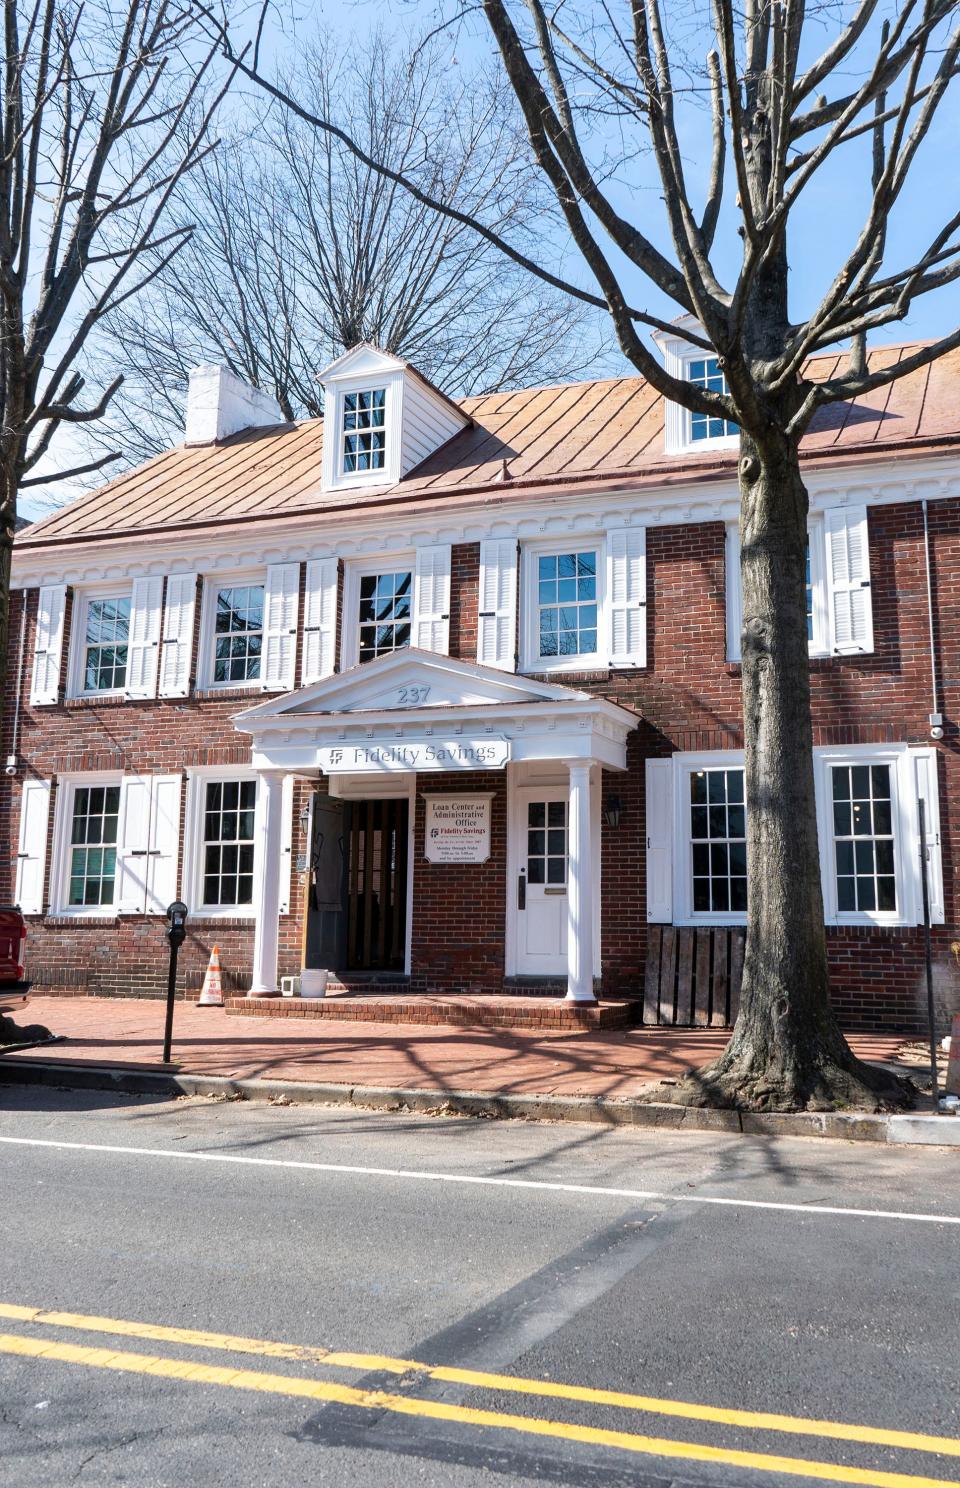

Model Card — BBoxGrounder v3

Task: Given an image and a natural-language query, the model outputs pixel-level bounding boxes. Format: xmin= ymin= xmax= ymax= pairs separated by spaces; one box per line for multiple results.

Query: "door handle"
xmin=517 ymin=871 xmax=526 ymax=911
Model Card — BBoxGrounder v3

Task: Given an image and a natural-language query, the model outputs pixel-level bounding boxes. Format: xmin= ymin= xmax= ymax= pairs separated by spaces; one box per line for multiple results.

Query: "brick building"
xmin=4 ymin=335 xmax=957 ymax=1032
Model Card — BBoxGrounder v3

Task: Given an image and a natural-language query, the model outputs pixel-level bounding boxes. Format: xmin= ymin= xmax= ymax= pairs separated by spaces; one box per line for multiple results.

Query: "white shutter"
xmin=279 ymin=774 xmax=295 ymax=915
xmin=30 ymin=584 xmax=67 ymax=705
xmin=645 ymin=758 xmax=673 ymax=923
xmin=725 ymin=526 xmax=743 ymax=662
xmin=413 ymin=544 xmax=451 ymax=653
xmin=825 ymin=506 xmax=874 ymax=654
xmin=115 ymin=776 xmax=152 ymax=913
xmin=911 ymin=749 xmax=944 ymax=925
xmin=159 ymin=572 xmax=197 ymax=698
xmin=15 ymin=778 xmax=51 ymax=915
xmin=145 ymin=774 xmax=181 ymax=914
xmin=301 ymin=559 xmax=338 ymax=684
xmin=125 ymin=576 xmax=163 ymax=698
xmin=607 ymin=527 xmax=647 ymax=667
xmin=477 ymin=540 xmax=518 ymax=671
xmin=261 ymin=563 xmax=300 ymax=691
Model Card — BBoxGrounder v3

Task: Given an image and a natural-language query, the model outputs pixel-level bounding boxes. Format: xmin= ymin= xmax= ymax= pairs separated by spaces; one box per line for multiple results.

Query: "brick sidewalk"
xmin=3 ymin=996 xmax=909 ymax=1101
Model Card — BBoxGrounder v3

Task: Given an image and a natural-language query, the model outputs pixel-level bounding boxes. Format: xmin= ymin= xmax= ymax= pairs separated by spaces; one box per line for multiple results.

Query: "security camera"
xmin=4 ymin=754 xmax=17 ymax=776
xmin=930 ymin=712 xmax=945 ymax=742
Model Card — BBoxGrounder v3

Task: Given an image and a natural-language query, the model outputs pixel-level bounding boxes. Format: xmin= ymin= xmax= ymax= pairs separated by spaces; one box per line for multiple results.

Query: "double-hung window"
xmin=687 ymin=357 xmax=738 ymax=443
xmin=690 ymin=766 xmax=747 ymax=914
xmin=655 ymin=747 xmax=939 ymax=928
xmin=68 ymin=784 xmax=121 ymax=907
xmin=213 ymin=584 xmax=264 ymax=684
xmin=358 ymin=570 xmax=412 ymax=663
xmin=727 ymin=520 xmax=831 ymax=660
xmin=522 ymin=542 xmax=604 ymax=671
xmin=74 ymin=593 xmax=132 ymax=695
xmin=202 ymin=779 xmax=257 ymax=908
xmin=343 ymin=388 xmax=387 ymax=474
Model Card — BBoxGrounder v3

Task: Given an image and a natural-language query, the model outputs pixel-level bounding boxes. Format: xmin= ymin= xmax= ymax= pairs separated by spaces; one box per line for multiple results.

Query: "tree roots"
xmin=664 ymin=1045 xmax=916 ymax=1113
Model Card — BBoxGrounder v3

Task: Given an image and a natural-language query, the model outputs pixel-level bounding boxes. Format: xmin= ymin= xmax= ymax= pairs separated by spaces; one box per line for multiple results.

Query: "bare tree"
xmin=81 ymin=30 xmax=608 ymax=463
xmin=0 ymin=0 xmax=231 ymax=631
xmin=211 ymin=0 xmax=960 ymax=1111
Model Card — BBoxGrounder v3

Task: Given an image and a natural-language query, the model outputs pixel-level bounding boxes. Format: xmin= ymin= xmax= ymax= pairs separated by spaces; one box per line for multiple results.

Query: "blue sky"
xmin=23 ymin=0 xmax=960 ymax=518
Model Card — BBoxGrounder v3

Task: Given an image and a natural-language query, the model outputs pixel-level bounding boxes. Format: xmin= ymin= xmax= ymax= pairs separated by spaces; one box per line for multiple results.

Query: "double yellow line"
xmin=1 ymin=1302 xmax=957 ymax=1488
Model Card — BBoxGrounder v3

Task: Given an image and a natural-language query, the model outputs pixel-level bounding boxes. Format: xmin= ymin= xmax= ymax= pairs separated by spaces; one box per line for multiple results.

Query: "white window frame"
xmin=814 ymin=745 xmax=919 ymax=928
xmin=49 ymin=771 xmax=124 ymax=917
xmin=340 ymin=553 xmax=415 ymax=672
xmin=663 ymin=342 xmax=739 ymax=455
xmin=182 ymin=766 xmax=260 ymax=919
xmin=669 ymin=745 xmax=936 ymax=928
xmin=321 ymin=371 xmax=403 ymax=493
xmin=726 ymin=518 xmax=830 ymax=662
xmin=67 ymin=584 xmax=134 ymax=699
xmin=520 ymin=536 xmax=607 ymax=674
xmin=672 ymin=750 xmax=748 ymax=926
xmin=196 ymin=570 xmax=267 ymax=692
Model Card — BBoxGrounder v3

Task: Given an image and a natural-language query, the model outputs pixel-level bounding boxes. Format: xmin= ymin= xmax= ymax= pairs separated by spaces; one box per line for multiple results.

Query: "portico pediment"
xmin=235 ymin=649 xmax=594 ymax=721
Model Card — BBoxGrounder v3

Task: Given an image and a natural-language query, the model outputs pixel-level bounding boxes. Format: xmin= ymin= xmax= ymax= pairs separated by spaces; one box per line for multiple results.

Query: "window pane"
xmin=202 ymin=779 xmax=257 ymax=907
xmin=830 ymin=762 xmax=896 ymax=915
xmin=68 ymin=787 xmax=120 ymax=906
xmin=83 ymin=596 xmax=131 ymax=692
xmin=687 ymin=767 xmax=746 ymax=915
xmin=213 ymin=585 xmax=264 ymax=683
xmin=537 ymin=550 xmax=599 ymax=658
xmin=356 ymin=572 xmax=413 ymax=663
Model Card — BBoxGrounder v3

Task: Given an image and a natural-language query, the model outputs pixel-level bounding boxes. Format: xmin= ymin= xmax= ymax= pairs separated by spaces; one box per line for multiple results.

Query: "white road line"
xmin=0 ymin=1134 xmax=956 ymax=1226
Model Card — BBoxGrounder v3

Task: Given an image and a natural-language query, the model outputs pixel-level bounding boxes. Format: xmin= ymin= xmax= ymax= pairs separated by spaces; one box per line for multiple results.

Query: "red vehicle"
xmin=0 ymin=906 xmax=30 ymax=1015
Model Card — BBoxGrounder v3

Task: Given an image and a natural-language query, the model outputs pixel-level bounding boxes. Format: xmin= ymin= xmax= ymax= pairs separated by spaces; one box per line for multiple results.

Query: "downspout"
xmin=922 ymin=501 xmax=944 ymax=740
xmin=5 ymin=589 xmax=27 ymax=775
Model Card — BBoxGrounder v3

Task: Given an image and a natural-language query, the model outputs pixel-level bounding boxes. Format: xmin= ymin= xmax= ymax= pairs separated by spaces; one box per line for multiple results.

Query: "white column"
xmin=249 ymin=770 xmax=285 ymax=996
xmin=566 ymin=760 xmax=597 ymax=1004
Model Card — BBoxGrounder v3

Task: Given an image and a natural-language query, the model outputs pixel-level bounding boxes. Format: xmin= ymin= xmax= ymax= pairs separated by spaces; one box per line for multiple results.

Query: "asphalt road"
xmin=0 ymin=1084 xmax=958 ymax=1488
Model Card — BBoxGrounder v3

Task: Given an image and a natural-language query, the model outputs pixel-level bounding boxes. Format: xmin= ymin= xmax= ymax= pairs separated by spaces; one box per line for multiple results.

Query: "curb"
xmin=0 ymin=1057 xmax=957 ymax=1145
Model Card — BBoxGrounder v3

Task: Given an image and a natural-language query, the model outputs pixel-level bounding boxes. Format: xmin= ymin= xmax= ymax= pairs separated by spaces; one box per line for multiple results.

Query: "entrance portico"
xmin=233 ymin=650 xmax=638 ymax=1004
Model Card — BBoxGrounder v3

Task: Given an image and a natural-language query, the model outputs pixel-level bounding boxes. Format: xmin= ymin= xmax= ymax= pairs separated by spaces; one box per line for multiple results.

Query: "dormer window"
xmin=343 ymin=388 xmax=387 ymax=474
xmin=317 ymin=343 xmax=470 ymax=494
xmin=687 ymin=357 xmax=737 ymax=442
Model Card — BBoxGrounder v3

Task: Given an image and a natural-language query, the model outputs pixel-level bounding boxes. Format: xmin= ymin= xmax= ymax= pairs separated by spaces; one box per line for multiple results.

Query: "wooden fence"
xmin=643 ymin=926 xmax=746 ymax=1027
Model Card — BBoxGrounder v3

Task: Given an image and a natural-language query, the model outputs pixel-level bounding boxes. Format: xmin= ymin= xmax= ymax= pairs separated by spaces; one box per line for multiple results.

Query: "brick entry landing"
xmin=224 ymin=994 xmax=634 ymax=1032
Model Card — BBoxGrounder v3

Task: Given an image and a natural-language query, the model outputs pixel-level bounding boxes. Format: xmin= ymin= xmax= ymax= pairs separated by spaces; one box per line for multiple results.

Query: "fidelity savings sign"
xmin=317 ymin=738 xmax=509 ymax=774
xmin=423 ymin=795 xmax=493 ymax=864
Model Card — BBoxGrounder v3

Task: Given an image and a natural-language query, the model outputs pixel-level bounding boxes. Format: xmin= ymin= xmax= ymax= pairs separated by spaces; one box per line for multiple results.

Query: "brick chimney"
xmin=185 ymin=364 xmax=285 ymax=445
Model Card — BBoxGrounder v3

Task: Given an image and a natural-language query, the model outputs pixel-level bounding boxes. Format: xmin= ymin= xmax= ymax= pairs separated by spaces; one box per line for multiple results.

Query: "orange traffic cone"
xmin=198 ymin=944 xmax=224 ymax=1007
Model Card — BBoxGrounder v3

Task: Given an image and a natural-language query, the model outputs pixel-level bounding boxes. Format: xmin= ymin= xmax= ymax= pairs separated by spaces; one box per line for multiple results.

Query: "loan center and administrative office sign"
xmin=423 ymin=795 xmax=494 ymax=864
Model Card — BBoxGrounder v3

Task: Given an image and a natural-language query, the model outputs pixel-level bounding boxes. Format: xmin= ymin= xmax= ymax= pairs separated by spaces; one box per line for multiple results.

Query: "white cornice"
xmin=12 ymin=450 xmax=960 ymax=588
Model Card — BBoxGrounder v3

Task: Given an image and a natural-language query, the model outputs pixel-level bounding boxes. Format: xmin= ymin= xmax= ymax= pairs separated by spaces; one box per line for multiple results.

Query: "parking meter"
xmin=162 ymin=901 xmax=189 ymax=1062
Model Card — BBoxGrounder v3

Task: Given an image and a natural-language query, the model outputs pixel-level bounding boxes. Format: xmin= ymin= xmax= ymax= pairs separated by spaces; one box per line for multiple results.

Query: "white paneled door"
xmin=511 ymin=788 xmax=569 ymax=976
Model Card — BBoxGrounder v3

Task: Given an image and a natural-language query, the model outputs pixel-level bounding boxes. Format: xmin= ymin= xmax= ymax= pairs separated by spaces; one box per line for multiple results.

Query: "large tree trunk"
xmin=683 ymin=429 xmax=913 ymax=1111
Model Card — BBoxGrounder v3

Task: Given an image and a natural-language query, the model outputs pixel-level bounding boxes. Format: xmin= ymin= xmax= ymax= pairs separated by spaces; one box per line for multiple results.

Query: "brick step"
xmin=224 ymin=994 xmax=634 ymax=1031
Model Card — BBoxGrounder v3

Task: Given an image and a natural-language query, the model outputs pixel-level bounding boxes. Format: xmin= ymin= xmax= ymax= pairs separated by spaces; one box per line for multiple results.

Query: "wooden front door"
xmin=344 ymin=799 xmax=409 ymax=972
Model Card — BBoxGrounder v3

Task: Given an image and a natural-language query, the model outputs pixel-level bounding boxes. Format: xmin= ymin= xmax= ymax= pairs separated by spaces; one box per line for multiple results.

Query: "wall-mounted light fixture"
xmin=602 ymin=794 xmax=623 ymax=830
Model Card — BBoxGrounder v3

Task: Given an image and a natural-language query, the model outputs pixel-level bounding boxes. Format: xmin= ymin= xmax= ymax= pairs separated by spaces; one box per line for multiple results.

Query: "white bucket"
xmin=299 ymin=968 xmax=329 ymax=999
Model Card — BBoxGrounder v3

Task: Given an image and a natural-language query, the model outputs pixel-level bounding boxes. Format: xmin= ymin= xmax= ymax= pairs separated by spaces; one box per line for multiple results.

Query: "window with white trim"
xmin=690 ymin=766 xmax=747 ymax=914
xmin=655 ymin=745 xmax=937 ymax=928
xmin=687 ymin=357 xmax=738 ymax=443
xmin=67 ymin=784 xmax=121 ymax=906
xmin=213 ymin=584 xmax=264 ymax=684
xmin=522 ymin=540 xmax=605 ymax=672
xmin=358 ymin=570 xmax=412 ymax=663
xmin=342 ymin=388 xmax=387 ymax=474
xmin=68 ymin=590 xmax=133 ymax=696
xmin=201 ymin=779 xmax=256 ymax=908
xmin=830 ymin=763 xmax=896 ymax=914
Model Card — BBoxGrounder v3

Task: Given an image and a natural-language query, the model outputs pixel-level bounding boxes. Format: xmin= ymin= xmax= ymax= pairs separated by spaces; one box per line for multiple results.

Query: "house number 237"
xmin=396 ymin=685 xmax=431 ymax=705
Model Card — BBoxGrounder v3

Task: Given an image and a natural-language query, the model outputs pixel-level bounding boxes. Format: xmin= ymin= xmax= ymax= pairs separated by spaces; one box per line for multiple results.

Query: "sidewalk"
xmin=1 ymin=995 xmax=909 ymax=1102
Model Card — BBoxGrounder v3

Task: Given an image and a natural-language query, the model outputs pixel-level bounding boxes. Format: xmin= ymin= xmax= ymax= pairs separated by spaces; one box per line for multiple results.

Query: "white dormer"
xmin=317 ymin=344 xmax=470 ymax=493
xmin=652 ymin=315 xmax=739 ymax=456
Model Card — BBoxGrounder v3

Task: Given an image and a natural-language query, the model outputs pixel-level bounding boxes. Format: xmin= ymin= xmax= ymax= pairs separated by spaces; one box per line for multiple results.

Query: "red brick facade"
xmin=4 ymin=496 xmax=957 ymax=1033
